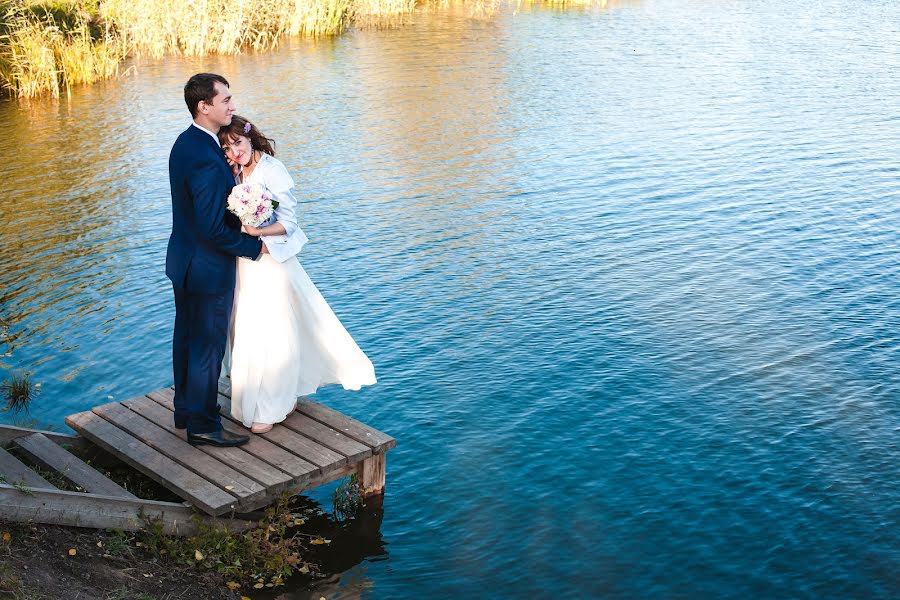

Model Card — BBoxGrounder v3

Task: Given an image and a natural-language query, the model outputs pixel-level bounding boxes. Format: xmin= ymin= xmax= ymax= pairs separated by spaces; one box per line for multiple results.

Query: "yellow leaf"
xmin=298 ymin=565 xmax=310 ymax=574
xmin=241 ymin=597 xmax=252 ymax=600
xmin=310 ymin=537 xmax=326 ymax=545
xmin=1 ymin=532 xmax=10 ymax=542
xmin=96 ymin=541 xmax=103 ymax=548
xmin=253 ymin=583 xmax=264 ymax=589
xmin=226 ymin=582 xmax=241 ymax=590
xmin=293 ymin=518 xmax=306 ymax=526
xmin=67 ymin=549 xmax=77 ymax=556
xmin=194 ymin=549 xmax=204 ymax=561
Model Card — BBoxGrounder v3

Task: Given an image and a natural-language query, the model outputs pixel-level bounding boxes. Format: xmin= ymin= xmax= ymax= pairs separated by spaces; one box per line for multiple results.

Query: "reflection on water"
xmin=275 ymin=495 xmax=387 ymax=600
xmin=3 ymin=0 xmax=900 ymax=597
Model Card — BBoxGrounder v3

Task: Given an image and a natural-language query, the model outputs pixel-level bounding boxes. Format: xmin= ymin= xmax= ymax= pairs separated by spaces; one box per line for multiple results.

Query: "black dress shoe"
xmin=187 ymin=429 xmax=249 ymax=447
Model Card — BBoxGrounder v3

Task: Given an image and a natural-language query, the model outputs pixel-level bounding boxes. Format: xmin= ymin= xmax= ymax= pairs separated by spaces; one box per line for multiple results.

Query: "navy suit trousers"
xmin=172 ymin=286 xmax=233 ymax=434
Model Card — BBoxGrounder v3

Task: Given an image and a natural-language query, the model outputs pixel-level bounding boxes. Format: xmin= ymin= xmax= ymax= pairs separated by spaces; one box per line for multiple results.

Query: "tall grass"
xmin=100 ymin=0 xmax=408 ymax=58
xmin=1 ymin=0 xmax=604 ymax=99
xmin=0 ymin=1 xmax=122 ymax=98
xmin=0 ymin=0 xmax=416 ymax=97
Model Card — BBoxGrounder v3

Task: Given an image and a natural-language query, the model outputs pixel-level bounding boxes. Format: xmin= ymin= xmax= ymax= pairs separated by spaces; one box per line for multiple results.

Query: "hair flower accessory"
xmin=243 ymin=122 xmax=252 ymax=134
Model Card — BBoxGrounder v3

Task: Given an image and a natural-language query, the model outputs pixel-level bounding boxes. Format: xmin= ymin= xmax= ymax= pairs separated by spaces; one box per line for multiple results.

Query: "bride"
xmin=219 ymin=116 xmax=376 ymax=433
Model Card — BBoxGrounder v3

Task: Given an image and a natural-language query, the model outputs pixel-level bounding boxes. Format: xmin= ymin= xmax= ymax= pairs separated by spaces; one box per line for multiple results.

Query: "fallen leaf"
xmin=2 ymin=532 xmax=10 ymax=542
xmin=96 ymin=541 xmax=103 ymax=548
xmin=194 ymin=549 xmax=204 ymax=561
xmin=241 ymin=597 xmax=251 ymax=600
xmin=293 ymin=518 xmax=306 ymax=526
xmin=225 ymin=485 xmax=234 ymax=490
xmin=298 ymin=565 xmax=310 ymax=574
xmin=143 ymin=573 xmax=153 ymax=578
xmin=253 ymin=583 xmax=264 ymax=589
xmin=226 ymin=581 xmax=241 ymax=590
xmin=67 ymin=549 xmax=76 ymax=556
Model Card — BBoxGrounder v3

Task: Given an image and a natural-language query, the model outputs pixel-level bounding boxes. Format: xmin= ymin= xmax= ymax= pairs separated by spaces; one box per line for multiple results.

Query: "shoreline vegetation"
xmin=0 ymin=0 xmax=604 ymax=99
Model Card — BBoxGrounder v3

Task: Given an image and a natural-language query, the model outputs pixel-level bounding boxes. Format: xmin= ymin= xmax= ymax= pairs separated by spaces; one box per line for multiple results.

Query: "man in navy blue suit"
xmin=166 ymin=73 xmax=267 ymax=447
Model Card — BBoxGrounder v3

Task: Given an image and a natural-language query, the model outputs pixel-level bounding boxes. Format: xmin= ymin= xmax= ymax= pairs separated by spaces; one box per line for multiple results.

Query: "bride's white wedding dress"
xmin=224 ymin=153 xmax=376 ymax=428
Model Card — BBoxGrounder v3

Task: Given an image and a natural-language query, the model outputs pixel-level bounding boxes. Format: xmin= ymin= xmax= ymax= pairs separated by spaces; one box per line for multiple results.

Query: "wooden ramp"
xmin=63 ymin=385 xmax=395 ymax=517
xmin=0 ymin=426 xmax=216 ymax=535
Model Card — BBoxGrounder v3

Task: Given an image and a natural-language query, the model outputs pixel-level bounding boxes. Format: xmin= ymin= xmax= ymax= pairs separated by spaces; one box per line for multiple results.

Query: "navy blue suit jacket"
xmin=166 ymin=125 xmax=262 ymax=293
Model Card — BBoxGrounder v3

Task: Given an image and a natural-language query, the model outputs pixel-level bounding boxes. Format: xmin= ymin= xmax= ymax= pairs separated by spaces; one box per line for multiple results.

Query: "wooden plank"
xmin=123 ymin=395 xmax=292 ymax=490
xmin=0 ymin=483 xmax=254 ymax=535
xmin=13 ymin=433 xmax=137 ymax=499
xmin=0 ymin=424 xmax=91 ymax=452
xmin=208 ymin=385 xmax=345 ymax=468
xmin=216 ymin=383 xmax=377 ymax=469
xmin=65 ymin=410 xmax=237 ymax=516
xmin=0 ymin=446 xmax=55 ymax=490
xmin=92 ymin=401 xmax=266 ymax=509
xmin=281 ymin=412 xmax=372 ymax=462
xmin=147 ymin=389 xmax=319 ymax=480
xmin=295 ymin=398 xmax=396 ymax=452
xmin=254 ymin=423 xmax=346 ymax=469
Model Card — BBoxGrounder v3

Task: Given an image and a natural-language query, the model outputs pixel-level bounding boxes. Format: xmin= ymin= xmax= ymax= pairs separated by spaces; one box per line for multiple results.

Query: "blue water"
xmin=2 ymin=0 xmax=900 ymax=597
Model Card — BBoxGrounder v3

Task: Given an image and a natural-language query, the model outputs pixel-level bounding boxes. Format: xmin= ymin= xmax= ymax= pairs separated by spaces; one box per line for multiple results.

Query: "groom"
xmin=166 ymin=73 xmax=267 ymax=447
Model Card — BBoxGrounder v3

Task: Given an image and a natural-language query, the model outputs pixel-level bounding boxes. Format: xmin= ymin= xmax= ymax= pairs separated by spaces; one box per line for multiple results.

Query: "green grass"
xmin=332 ymin=473 xmax=364 ymax=521
xmin=133 ymin=493 xmax=315 ymax=588
xmin=0 ymin=372 xmax=37 ymax=415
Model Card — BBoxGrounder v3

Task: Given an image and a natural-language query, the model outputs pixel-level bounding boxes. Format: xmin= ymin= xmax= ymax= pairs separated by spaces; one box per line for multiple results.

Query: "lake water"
xmin=2 ymin=0 xmax=899 ymax=597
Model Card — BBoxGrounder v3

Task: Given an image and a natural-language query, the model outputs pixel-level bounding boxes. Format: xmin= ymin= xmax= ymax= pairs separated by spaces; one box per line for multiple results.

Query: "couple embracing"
xmin=166 ymin=73 xmax=375 ymax=447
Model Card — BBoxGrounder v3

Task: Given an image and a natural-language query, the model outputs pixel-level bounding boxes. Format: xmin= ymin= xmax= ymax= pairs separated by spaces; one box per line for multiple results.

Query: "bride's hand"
xmin=226 ymin=156 xmax=240 ymax=177
xmin=243 ymin=224 xmax=261 ymax=237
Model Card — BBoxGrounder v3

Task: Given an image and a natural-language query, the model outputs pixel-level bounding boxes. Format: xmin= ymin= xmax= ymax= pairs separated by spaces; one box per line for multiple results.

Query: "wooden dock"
xmin=0 ymin=384 xmax=393 ymax=533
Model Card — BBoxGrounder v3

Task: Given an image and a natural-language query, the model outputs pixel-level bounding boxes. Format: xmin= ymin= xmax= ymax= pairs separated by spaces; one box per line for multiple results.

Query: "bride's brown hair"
xmin=218 ymin=115 xmax=276 ymax=157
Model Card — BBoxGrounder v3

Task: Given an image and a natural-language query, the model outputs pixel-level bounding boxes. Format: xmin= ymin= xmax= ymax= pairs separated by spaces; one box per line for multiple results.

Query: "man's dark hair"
xmin=184 ymin=73 xmax=229 ymax=118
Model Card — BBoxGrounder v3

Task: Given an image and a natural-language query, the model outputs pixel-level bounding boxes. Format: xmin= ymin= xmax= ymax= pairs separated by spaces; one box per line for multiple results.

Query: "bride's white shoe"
xmin=250 ymin=422 xmax=273 ymax=434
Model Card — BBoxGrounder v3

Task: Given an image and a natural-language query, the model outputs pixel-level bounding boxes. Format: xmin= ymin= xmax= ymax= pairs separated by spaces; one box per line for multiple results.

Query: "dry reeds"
xmin=100 ymin=0 xmax=367 ymax=58
xmin=0 ymin=0 xmax=605 ymax=99
xmin=0 ymin=1 xmax=122 ymax=98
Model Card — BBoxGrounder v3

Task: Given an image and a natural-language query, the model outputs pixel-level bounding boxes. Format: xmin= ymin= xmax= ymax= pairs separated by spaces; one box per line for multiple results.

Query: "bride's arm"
xmin=243 ymin=161 xmax=298 ymax=237
xmin=243 ymin=221 xmax=285 ymax=237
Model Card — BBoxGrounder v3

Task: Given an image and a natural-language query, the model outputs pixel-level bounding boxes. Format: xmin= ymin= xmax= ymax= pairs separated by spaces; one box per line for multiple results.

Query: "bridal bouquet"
xmin=226 ymin=182 xmax=279 ymax=227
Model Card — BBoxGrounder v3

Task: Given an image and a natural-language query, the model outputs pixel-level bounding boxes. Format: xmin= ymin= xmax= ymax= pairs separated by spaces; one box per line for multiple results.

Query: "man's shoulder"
xmin=172 ymin=125 xmax=203 ymax=150
xmin=171 ymin=126 xmax=217 ymax=164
